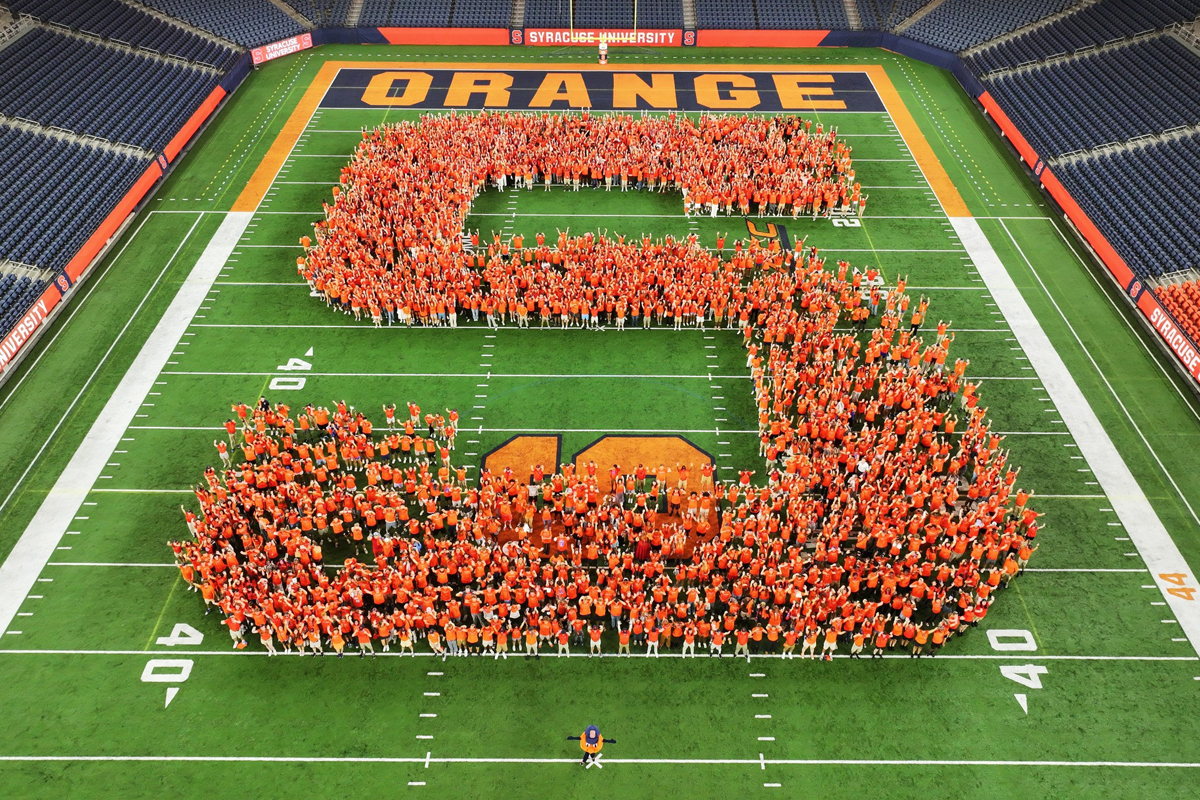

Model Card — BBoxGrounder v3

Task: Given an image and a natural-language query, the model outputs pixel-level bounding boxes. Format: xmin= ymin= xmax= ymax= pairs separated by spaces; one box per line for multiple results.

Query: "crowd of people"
xmin=171 ymin=112 xmax=1041 ymax=660
xmin=296 ymin=112 xmax=865 ymax=329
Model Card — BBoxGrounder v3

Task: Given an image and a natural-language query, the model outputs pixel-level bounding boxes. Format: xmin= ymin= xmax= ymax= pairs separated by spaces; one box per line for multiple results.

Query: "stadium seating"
xmin=887 ymin=0 xmax=932 ymax=27
xmin=7 ymin=0 xmax=240 ymax=70
xmin=521 ymin=0 xmax=573 ymax=28
xmin=904 ymin=0 xmax=1074 ymax=53
xmin=1158 ymin=281 xmax=1200 ymax=343
xmin=1054 ymin=132 xmax=1200 ymax=279
xmin=967 ymin=0 xmax=1200 ymax=72
xmin=138 ymin=0 xmax=306 ymax=47
xmin=982 ymin=36 xmax=1200 ymax=158
xmin=0 ymin=28 xmax=223 ymax=151
xmin=694 ymin=0 xmax=757 ymax=29
xmin=0 ymin=123 xmax=151 ymax=273
xmin=573 ymin=0 xmax=684 ymax=29
xmin=754 ymin=0 xmax=848 ymax=29
xmin=357 ymin=0 xmax=452 ymax=28
xmin=0 ymin=270 xmax=48 ymax=335
xmin=449 ymin=0 xmax=512 ymax=27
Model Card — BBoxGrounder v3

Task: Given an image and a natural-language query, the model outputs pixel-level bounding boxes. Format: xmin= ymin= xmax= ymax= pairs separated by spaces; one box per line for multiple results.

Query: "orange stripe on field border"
xmin=232 ymin=61 xmax=969 ymax=218
xmin=862 ymin=65 xmax=969 ymax=218
xmin=232 ymin=61 xmax=342 ymax=212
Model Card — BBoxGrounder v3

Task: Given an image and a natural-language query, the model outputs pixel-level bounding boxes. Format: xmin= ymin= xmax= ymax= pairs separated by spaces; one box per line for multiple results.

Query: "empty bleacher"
xmin=983 ymin=35 xmax=1200 ymax=158
xmin=139 ymin=0 xmax=306 ymax=47
xmin=0 ymin=27 xmax=222 ymax=151
xmin=0 ymin=122 xmax=151 ymax=273
xmin=8 ymin=0 xmax=240 ymax=69
xmin=887 ymin=0 xmax=933 ymax=28
xmin=358 ymin=0 xmax=452 ymax=27
xmin=1053 ymin=132 xmax=1200 ymax=279
xmin=967 ymin=0 xmax=1200 ymax=72
xmin=0 ymin=269 xmax=48 ymax=335
xmin=904 ymin=0 xmax=1075 ymax=52
xmin=521 ymin=0 xmax=572 ymax=27
xmin=573 ymin=0 xmax=684 ymax=29
xmin=450 ymin=0 xmax=513 ymax=27
xmin=754 ymin=0 xmax=848 ymax=29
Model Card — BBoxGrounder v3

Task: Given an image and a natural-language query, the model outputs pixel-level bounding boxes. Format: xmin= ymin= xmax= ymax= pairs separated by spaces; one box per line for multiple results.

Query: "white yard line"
xmin=159 ymin=371 xmax=754 ymax=380
xmin=0 ymin=755 xmax=1195 ymax=767
xmin=1041 ymin=218 xmax=1200 ymax=428
xmin=0 ymin=213 xmax=252 ymax=637
xmin=0 ymin=649 xmax=1191 ymax=661
xmin=0 ymin=215 xmax=203 ymax=522
xmin=954 ymin=217 xmax=1200 ymax=656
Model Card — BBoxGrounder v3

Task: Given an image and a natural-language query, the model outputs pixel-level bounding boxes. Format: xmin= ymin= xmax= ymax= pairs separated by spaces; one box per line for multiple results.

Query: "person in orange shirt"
xmin=710 ymin=628 xmax=725 ymax=657
xmin=821 ymin=625 xmax=839 ymax=660
xmin=733 ymin=628 xmax=751 ymax=662
xmin=524 ymin=626 xmax=540 ymax=660
xmin=588 ymin=623 xmax=604 ymax=657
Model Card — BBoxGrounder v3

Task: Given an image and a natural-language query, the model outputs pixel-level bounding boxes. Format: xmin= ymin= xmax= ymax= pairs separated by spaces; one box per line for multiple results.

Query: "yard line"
xmin=0 ymin=213 xmax=252 ymax=637
xmin=0 ymin=215 xmax=204 ymax=523
xmin=48 ymin=563 xmax=176 ymax=568
xmin=90 ymin=489 xmax=194 ymax=495
xmin=0 ymin=649 xmax=1190 ymax=661
xmin=1022 ymin=568 xmax=1148 ymax=573
xmin=0 ymin=212 xmax=154 ymax=418
xmin=160 ymin=371 xmax=753 ymax=380
xmin=0 ymin=755 xmax=1197 ymax=768
xmin=964 ymin=217 xmax=1200 ymax=656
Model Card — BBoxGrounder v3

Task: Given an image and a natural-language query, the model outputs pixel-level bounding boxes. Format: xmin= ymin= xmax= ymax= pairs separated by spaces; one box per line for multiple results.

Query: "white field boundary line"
xmin=0 ymin=215 xmax=199 ymax=521
xmin=0 ymin=84 xmax=331 ymax=635
xmin=159 ymin=371 xmax=755 ymax=379
xmin=153 ymin=371 xmax=1031 ymax=381
xmin=953 ymin=217 xmax=1200 ymax=656
xmin=0 ymin=649 xmax=1192 ymax=662
xmin=0 ymin=213 xmax=253 ymax=637
xmin=0 ymin=758 xmax=1195 ymax=767
xmin=0 ymin=755 xmax=1197 ymax=768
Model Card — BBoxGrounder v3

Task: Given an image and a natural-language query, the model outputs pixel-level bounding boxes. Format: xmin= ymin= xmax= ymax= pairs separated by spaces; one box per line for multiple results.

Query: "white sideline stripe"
xmin=0 ymin=216 xmax=202 ymax=521
xmin=90 ymin=489 xmax=194 ymax=494
xmin=0 ymin=212 xmax=254 ymax=638
xmin=1022 ymin=568 xmax=1147 ymax=573
xmin=0 ymin=755 xmax=1196 ymax=767
xmin=952 ymin=216 xmax=1200 ymax=658
xmin=0 ymin=650 xmax=1191 ymax=662
xmin=159 ymin=371 xmax=753 ymax=380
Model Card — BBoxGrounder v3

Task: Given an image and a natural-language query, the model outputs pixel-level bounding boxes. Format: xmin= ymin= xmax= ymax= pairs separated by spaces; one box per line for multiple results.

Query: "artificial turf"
xmin=0 ymin=44 xmax=1198 ymax=800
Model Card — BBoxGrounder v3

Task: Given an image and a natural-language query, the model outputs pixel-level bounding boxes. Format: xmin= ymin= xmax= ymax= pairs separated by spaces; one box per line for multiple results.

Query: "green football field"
xmin=1 ymin=45 xmax=1199 ymax=799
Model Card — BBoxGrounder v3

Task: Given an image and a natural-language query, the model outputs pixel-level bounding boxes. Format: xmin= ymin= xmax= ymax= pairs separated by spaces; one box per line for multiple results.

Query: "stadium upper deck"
xmin=0 ymin=0 xmax=1199 ymax=388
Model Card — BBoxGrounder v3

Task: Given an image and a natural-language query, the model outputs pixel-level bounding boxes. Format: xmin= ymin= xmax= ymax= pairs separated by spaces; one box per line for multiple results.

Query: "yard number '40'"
xmin=987 ymin=629 xmax=1046 ymax=715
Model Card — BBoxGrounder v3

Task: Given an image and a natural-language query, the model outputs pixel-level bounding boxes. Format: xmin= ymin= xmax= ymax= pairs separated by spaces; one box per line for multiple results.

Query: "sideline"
xmin=0 ymin=213 xmax=253 ymax=636
xmin=953 ymin=216 xmax=1199 ymax=657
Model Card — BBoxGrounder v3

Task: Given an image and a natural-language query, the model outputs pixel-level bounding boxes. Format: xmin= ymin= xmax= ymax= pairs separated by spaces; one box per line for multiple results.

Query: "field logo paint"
xmin=746 ymin=219 xmax=792 ymax=251
xmin=327 ymin=69 xmax=883 ymax=113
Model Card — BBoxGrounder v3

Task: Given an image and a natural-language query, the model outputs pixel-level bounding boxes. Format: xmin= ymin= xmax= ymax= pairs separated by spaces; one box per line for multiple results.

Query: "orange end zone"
xmin=232 ymin=61 xmax=971 ymax=217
